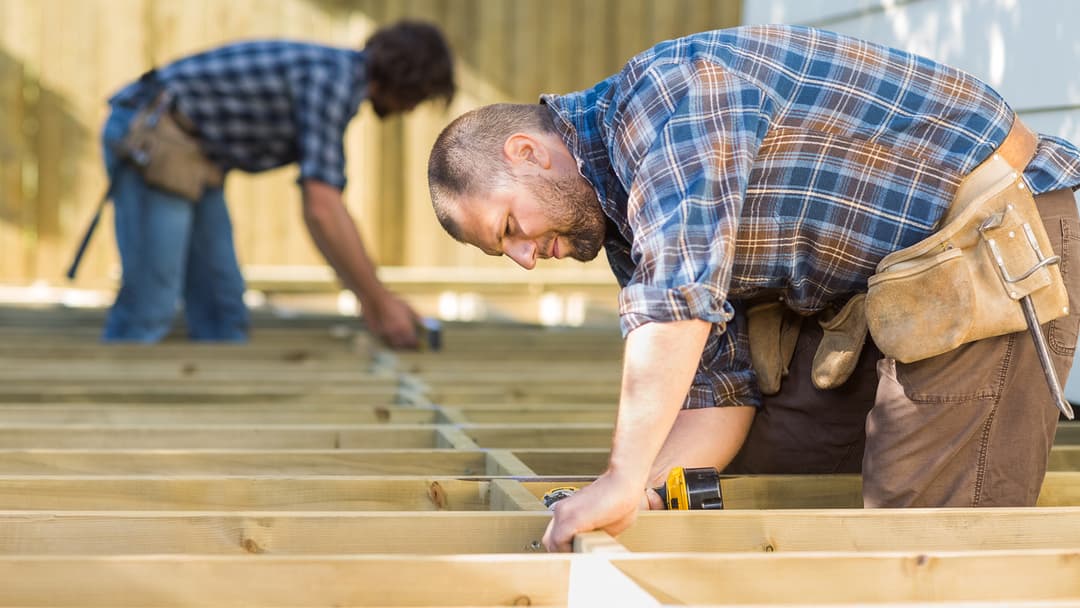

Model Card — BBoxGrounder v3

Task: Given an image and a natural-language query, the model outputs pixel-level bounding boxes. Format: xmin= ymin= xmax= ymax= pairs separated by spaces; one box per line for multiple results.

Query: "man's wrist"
xmin=604 ymin=457 xmax=652 ymax=490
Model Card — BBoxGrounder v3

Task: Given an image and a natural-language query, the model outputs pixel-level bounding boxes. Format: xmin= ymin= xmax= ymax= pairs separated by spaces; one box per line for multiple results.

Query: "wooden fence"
xmin=0 ymin=0 xmax=741 ymax=290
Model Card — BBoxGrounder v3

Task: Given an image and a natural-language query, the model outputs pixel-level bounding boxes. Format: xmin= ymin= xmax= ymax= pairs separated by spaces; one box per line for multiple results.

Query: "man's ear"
xmin=503 ymin=133 xmax=552 ymax=171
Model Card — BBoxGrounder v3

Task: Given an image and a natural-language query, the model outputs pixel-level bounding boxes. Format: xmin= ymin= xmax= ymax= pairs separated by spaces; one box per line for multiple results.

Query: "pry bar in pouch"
xmin=417 ymin=317 xmax=442 ymax=352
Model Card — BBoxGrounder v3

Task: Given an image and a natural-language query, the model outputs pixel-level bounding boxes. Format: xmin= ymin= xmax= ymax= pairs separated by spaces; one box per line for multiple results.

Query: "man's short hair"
xmin=427 ymin=103 xmax=556 ymax=240
xmin=366 ymin=21 xmax=455 ymax=107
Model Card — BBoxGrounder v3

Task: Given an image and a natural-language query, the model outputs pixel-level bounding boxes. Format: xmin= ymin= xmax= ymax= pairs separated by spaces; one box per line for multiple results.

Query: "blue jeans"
xmin=101 ymin=105 xmax=249 ymax=342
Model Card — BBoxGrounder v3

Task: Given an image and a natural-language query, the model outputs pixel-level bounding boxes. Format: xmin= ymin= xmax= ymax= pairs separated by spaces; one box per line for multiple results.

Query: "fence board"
xmin=0 ymin=0 xmax=742 ymax=285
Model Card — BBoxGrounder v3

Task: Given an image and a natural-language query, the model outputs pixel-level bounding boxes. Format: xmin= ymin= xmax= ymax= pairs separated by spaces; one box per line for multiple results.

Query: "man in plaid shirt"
xmin=101 ymin=21 xmax=454 ymax=347
xmin=427 ymin=25 xmax=1080 ymax=550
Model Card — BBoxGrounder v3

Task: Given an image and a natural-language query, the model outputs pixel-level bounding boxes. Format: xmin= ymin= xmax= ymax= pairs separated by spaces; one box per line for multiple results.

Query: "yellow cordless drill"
xmin=543 ymin=466 xmax=724 ymax=510
xmin=652 ymin=466 xmax=724 ymax=510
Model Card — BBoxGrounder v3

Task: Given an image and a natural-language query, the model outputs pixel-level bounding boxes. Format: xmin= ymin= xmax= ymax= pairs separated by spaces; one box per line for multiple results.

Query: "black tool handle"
xmin=66 ymin=190 xmax=110 ymax=280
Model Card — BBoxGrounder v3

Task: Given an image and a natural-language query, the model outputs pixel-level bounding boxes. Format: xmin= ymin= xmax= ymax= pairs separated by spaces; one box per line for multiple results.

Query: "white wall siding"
xmin=741 ymin=0 xmax=1080 ymax=142
xmin=741 ymin=0 xmax=1080 ymax=400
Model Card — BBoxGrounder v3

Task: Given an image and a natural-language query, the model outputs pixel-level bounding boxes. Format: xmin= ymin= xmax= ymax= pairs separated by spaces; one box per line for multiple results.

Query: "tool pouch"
xmin=119 ymin=94 xmax=223 ymax=202
xmin=866 ymin=154 xmax=1068 ymax=363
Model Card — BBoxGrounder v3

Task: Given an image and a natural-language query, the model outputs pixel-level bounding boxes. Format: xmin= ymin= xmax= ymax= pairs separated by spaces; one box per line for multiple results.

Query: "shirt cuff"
xmin=618 ymin=282 xmax=733 ymax=335
xmin=297 ymin=166 xmax=347 ymax=190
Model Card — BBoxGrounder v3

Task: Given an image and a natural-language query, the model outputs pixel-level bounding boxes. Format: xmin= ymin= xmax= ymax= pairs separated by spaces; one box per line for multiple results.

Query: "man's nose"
xmin=505 ymin=239 xmax=537 ymax=270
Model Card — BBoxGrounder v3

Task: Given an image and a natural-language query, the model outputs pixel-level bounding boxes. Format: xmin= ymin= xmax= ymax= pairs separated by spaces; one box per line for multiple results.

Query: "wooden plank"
xmin=436 ymin=426 xmax=480 ymax=449
xmin=463 ymin=424 xmax=612 ymax=449
xmin=0 ymin=554 xmax=571 ymax=607
xmin=2 ymin=550 xmax=1080 ymax=606
xmin=527 ymin=473 xmax=1080 ymax=509
xmin=610 ymin=550 xmax=1080 ymax=605
xmin=10 ymin=508 xmax=1080 ymax=557
xmin=0 ymin=424 xmax=440 ymax=448
xmin=619 ymin=507 xmax=1080 ymax=553
xmin=0 ymin=343 xmax=370 ymax=362
xmin=513 ymin=448 xmax=608 ymax=476
xmin=0 ymin=511 xmax=551 ymax=555
xmin=489 ymin=479 xmax=547 ymax=512
xmin=0 ymin=477 xmax=493 ymax=511
xmin=0 ymin=449 xmax=486 ymax=476
xmin=0 ymin=366 xmax=393 ymax=383
xmin=431 ymin=384 xmax=618 ymax=404
xmin=485 ymin=450 xmax=536 ymax=476
xmin=456 ymin=408 xmax=617 ymax=424
xmin=0 ymin=404 xmax=436 ymax=425
xmin=574 ymin=531 xmax=629 ymax=554
xmin=0 ymin=385 xmax=400 ymax=404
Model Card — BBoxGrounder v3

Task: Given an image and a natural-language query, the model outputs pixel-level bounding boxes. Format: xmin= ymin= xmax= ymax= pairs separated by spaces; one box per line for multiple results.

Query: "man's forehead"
xmin=453 ymin=192 xmax=503 ymax=254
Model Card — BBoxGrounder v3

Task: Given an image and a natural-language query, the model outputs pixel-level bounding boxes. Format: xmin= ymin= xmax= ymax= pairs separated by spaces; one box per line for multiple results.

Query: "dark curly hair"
xmin=365 ymin=20 xmax=455 ymax=109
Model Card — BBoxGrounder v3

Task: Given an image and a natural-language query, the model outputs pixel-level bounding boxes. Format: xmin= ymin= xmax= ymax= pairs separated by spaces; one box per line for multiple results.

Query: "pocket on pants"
xmin=894 ymin=334 xmax=1010 ymax=404
xmin=1049 ymin=217 xmax=1080 ymax=357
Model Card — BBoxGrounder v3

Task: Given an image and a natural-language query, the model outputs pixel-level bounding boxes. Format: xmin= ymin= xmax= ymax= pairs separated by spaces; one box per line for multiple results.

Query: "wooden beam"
xmin=0 ymin=477 xmax=495 ymax=511
xmin=0 ymin=554 xmax=571 ymax=607
xmin=0 ymin=511 xmax=551 ymax=555
xmin=526 ymin=473 xmax=1080 ymax=509
xmin=0 ymin=385 xmax=399 ymax=404
xmin=489 ymin=479 xmax=548 ymax=512
xmin=0 ymin=404 xmax=435 ymax=425
xmin=5 ymin=508 xmax=1080 ymax=557
xmin=609 ymin=550 xmax=1080 ymax=605
xmin=458 ymin=408 xmax=617 ymax=424
xmin=619 ymin=507 xmax=1080 ymax=553
xmin=0 ymin=449 xmax=487 ymax=476
xmin=485 ymin=450 xmax=537 ymax=476
xmin=462 ymin=424 xmax=613 ymax=449
xmin=2 ymin=550 xmax=1080 ymax=606
xmin=513 ymin=449 xmax=609 ymax=476
xmin=0 ymin=424 xmax=440 ymax=449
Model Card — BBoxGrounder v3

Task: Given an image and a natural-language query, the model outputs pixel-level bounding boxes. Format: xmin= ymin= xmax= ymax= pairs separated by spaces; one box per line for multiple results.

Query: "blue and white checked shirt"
xmin=542 ymin=25 xmax=1080 ymax=408
xmin=110 ymin=40 xmax=367 ymax=189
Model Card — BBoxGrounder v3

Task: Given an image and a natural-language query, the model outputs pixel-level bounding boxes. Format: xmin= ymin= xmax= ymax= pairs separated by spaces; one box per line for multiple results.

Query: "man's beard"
xmin=524 ymin=173 xmax=606 ymax=261
xmin=371 ymin=98 xmax=391 ymax=118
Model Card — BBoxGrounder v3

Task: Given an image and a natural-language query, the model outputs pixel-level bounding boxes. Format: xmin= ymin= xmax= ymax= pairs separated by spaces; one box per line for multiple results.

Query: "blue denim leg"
xmin=182 ymin=185 xmax=249 ymax=341
xmin=101 ymin=106 xmax=194 ymax=342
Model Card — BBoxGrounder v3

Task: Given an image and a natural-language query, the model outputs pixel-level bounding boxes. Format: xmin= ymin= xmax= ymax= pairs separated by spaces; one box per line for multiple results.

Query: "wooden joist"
xmin=0 ymin=404 xmax=437 ymax=425
xmin=6 ymin=508 xmax=1080 ymax=556
xmin=0 ymin=449 xmax=489 ymax=476
xmin=2 ymin=550 xmax=1080 ymax=607
xmin=0 ymin=477 xmax=495 ymax=511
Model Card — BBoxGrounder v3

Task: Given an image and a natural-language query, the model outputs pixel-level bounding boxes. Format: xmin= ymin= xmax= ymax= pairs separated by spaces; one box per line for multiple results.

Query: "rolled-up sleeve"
xmin=294 ymin=64 xmax=352 ymax=190
xmin=608 ymin=59 xmax=771 ymax=407
xmin=610 ymin=60 xmax=770 ymax=332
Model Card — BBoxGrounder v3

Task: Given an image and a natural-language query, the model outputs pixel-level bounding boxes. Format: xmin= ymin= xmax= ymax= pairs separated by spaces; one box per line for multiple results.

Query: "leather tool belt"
xmin=866 ymin=117 xmax=1067 ymax=363
xmin=747 ymin=117 xmax=1064 ymax=394
xmin=118 ymin=92 xmax=223 ymax=202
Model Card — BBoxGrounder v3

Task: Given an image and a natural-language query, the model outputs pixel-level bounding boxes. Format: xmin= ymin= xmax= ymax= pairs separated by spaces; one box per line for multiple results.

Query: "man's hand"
xmin=542 ymin=470 xmax=643 ymax=552
xmin=364 ymin=291 xmax=420 ymax=349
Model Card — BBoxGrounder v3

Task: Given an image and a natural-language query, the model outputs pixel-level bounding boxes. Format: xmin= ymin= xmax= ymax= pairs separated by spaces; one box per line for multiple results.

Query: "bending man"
xmin=427 ymin=25 xmax=1080 ymax=550
xmin=100 ymin=21 xmax=455 ymax=346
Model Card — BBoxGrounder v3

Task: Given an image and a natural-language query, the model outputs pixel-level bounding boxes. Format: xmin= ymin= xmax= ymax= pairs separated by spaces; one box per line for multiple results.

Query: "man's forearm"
xmin=301 ymin=180 xmax=386 ymax=306
xmin=647 ymin=405 xmax=755 ymax=487
xmin=608 ymin=319 xmax=713 ymax=486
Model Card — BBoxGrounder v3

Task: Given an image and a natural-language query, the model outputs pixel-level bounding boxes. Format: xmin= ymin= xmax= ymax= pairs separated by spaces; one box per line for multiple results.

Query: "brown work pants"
xmin=726 ymin=188 xmax=1080 ymax=507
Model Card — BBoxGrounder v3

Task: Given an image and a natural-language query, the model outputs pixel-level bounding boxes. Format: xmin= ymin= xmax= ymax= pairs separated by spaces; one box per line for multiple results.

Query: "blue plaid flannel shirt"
xmin=542 ymin=25 xmax=1080 ymax=409
xmin=110 ymin=40 xmax=367 ymax=189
